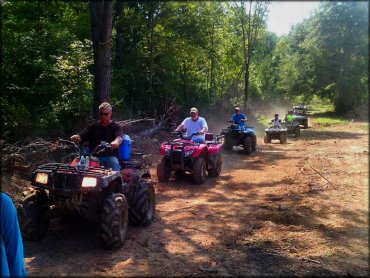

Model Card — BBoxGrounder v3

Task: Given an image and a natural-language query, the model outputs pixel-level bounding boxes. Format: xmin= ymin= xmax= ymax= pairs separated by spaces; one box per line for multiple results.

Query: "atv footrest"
xmin=120 ymin=160 xmax=142 ymax=169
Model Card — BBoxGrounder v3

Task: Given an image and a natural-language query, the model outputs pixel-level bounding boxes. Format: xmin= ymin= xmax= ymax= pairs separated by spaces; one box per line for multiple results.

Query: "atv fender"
xmin=191 ymin=144 xmax=208 ymax=158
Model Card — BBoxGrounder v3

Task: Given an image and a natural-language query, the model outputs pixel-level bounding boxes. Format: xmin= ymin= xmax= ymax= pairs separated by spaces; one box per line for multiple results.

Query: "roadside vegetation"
xmin=1 ymin=1 xmax=368 ymax=142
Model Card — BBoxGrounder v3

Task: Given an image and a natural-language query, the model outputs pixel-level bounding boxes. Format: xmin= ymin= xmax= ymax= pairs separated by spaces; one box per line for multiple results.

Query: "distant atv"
xmin=17 ymin=139 xmax=155 ymax=249
xmin=221 ymin=120 xmax=257 ymax=154
xmin=292 ymin=104 xmax=308 ymax=128
xmin=281 ymin=119 xmax=300 ymax=137
xmin=264 ymin=122 xmax=287 ymax=144
xmin=157 ymin=131 xmax=222 ymax=184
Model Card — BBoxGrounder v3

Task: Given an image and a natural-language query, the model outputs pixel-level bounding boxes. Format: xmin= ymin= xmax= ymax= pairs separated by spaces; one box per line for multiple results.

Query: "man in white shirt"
xmin=175 ymin=107 xmax=208 ymax=143
xmin=271 ymin=114 xmax=282 ymax=127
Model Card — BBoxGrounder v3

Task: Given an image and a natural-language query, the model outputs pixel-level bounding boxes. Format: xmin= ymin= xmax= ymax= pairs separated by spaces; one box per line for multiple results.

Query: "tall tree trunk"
xmin=239 ymin=0 xmax=268 ymax=112
xmin=209 ymin=22 xmax=215 ymax=102
xmin=148 ymin=2 xmax=158 ymax=97
xmin=114 ymin=0 xmax=124 ymax=67
xmin=89 ymin=0 xmax=113 ymax=119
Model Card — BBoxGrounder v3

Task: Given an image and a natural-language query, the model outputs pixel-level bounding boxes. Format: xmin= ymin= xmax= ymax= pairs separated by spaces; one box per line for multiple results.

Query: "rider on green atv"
xmin=285 ymin=110 xmax=295 ymax=123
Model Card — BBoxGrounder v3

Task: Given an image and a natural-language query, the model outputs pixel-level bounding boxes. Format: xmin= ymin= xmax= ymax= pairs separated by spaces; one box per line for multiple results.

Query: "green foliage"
xmin=3 ymin=1 xmax=368 ymax=142
xmin=256 ymin=115 xmax=271 ymax=127
xmin=276 ymin=2 xmax=368 ymax=113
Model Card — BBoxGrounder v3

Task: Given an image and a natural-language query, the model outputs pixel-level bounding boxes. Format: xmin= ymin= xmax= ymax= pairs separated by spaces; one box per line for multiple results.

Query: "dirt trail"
xmin=18 ymin=118 xmax=369 ymax=276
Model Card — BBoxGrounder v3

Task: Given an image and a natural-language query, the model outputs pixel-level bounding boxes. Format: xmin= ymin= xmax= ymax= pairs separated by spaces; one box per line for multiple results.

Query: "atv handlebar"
xmin=58 ymin=138 xmax=81 ymax=155
xmin=171 ymin=131 xmax=200 ymax=140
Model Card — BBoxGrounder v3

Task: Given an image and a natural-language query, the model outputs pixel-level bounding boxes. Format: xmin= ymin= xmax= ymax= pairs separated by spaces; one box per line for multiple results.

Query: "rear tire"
xmin=100 ymin=193 xmax=128 ymax=249
xmin=17 ymin=189 xmax=50 ymax=240
xmin=295 ymin=126 xmax=300 ymax=137
xmin=264 ymin=134 xmax=271 ymax=144
xmin=280 ymin=133 xmax=287 ymax=144
xmin=304 ymin=119 xmax=308 ymax=129
xmin=208 ymin=153 xmax=222 ymax=177
xmin=192 ymin=157 xmax=206 ymax=184
xmin=129 ymin=181 xmax=155 ymax=226
xmin=243 ymin=136 xmax=252 ymax=154
xmin=156 ymin=157 xmax=171 ymax=182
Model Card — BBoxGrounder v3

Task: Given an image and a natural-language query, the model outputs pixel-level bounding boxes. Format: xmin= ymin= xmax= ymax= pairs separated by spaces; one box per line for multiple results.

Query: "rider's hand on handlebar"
xmin=71 ymin=134 xmax=81 ymax=143
xmin=198 ymin=130 xmax=205 ymax=135
xmin=110 ymin=141 xmax=120 ymax=149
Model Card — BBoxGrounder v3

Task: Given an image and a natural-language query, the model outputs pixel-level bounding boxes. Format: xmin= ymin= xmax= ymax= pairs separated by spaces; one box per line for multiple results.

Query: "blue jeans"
xmin=98 ymin=156 xmax=121 ymax=171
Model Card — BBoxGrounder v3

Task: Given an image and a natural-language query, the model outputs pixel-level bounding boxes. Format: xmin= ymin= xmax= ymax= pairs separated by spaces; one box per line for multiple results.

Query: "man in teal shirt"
xmin=1 ymin=193 xmax=27 ymax=277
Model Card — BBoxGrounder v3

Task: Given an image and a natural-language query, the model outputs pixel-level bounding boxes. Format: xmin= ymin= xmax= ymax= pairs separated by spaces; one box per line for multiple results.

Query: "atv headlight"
xmin=165 ymin=148 xmax=171 ymax=154
xmin=184 ymin=150 xmax=194 ymax=157
xmin=36 ymin=173 xmax=48 ymax=184
xmin=82 ymin=177 xmax=97 ymax=188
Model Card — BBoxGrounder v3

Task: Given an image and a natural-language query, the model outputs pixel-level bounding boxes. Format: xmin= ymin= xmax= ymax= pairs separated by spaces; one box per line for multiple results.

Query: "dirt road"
xmin=20 ymin=118 xmax=368 ymax=276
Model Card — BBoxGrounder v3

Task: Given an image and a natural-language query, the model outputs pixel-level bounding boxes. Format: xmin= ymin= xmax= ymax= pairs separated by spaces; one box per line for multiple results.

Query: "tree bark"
xmin=89 ymin=0 xmax=113 ymax=119
xmin=114 ymin=0 xmax=124 ymax=67
xmin=239 ymin=0 xmax=268 ymax=112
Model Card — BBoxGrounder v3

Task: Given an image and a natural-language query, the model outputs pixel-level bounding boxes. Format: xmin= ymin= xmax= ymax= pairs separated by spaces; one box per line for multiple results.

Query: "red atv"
xmin=157 ymin=131 xmax=222 ymax=184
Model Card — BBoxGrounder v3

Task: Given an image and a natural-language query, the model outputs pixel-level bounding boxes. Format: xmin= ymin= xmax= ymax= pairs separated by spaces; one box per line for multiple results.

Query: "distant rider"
xmin=285 ymin=110 xmax=295 ymax=123
xmin=175 ymin=107 xmax=208 ymax=143
xmin=271 ymin=114 xmax=282 ymax=127
xmin=231 ymin=107 xmax=248 ymax=128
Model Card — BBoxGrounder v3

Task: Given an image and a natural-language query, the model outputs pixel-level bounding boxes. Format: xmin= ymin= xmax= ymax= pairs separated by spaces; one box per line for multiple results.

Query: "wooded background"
xmin=1 ymin=1 xmax=368 ymax=141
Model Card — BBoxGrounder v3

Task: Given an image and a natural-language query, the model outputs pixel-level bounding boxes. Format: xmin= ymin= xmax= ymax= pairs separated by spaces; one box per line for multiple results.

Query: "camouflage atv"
xmin=17 ymin=139 xmax=155 ymax=249
xmin=281 ymin=119 xmax=300 ymax=137
xmin=292 ymin=104 xmax=308 ymax=129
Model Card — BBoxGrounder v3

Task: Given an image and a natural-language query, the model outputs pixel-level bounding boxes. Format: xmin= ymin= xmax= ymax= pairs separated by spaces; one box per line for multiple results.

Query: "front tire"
xmin=222 ymin=138 xmax=233 ymax=151
xmin=17 ymin=188 xmax=50 ymax=240
xmin=208 ymin=153 xmax=222 ymax=177
xmin=129 ymin=181 xmax=155 ymax=226
xmin=100 ymin=193 xmax=128 ymax=249
xmin=157 ymin=157 xmax=171 ymax=182
xmin=252 ymin=135 xmax=257 ymax=151
xmin=192 ymin=157 xmax=206 ymax=184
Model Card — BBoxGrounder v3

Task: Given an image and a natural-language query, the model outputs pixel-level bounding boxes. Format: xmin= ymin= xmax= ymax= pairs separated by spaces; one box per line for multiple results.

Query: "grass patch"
xmin=256 ymin=115 xmax=271 ymax=127
xmin=314 ymin=117 xmax=348 ymax=126
xmin=324 ymin=250 xmax=337 ymax=258
xmin=308 ymin=101 xmax=335 ymax=117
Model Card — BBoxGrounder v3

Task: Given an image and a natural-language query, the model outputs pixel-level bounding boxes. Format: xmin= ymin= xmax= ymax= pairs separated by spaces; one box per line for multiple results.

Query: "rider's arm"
xmin=175 ymin=124 xmax=185 ymax=132
xmin=71 ymin=123 xmax=94 ymax=144
xmin=110 ymin=136 xmax=123 ymax=149
xmin=198 ymin=118 xmax=208 ymax=134
xmin=175 ymin=118 xmax=188 ymax=132
xmin=70 ymin=134 xmax=81 ymax=143
xmin=1 ymin=193 xmax=27 ymax=277
xmin=110 ymin=123 xmax=123 ymax=149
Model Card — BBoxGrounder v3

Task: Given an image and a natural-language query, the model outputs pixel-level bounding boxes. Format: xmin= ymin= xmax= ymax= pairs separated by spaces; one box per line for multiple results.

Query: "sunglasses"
xmin=99 ymin=112 xmax=110 ymax=116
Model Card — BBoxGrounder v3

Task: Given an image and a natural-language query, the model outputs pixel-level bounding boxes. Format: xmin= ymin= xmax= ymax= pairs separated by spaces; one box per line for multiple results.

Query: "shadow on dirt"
xmin=22 ymin=168 xmax=368 ymax=276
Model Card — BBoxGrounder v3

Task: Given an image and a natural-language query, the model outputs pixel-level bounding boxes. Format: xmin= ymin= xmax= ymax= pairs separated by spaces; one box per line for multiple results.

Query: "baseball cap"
xmin=235 ymin=107 xmax=241 ymax=111
xmin=190 ymin=107 xmax=198 ymax=113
